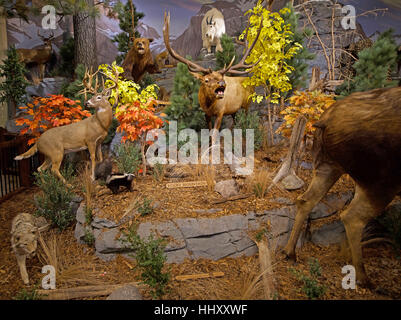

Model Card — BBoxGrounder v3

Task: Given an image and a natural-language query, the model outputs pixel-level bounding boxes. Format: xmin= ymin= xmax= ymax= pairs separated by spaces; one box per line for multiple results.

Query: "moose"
xmin=15 ymin=69 xmax=119 ymax=186
xmin=164 ymin=12 xmax=261 ymax=131
xmin=16 ymin=31 xmax=55 ymax=84
xmin=283 ymin=86 xmax=401 ymax=289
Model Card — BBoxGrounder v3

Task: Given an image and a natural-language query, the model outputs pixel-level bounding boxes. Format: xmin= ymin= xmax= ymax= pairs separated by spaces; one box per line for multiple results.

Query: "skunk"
xmin=105 ymin=173 xmax=135 ymax=194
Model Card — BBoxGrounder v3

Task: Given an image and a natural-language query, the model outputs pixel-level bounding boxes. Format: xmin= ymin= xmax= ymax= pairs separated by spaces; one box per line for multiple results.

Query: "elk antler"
xmin=220 ymin=18 xmax=263 ymax=75
xmin=163 ymin=12 xmax=211 ymax=74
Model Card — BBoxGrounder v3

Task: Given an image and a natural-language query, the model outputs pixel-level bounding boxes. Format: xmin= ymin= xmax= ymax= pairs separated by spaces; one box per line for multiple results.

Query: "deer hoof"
xmin=279 ymin=248 xmax=296 ymax=263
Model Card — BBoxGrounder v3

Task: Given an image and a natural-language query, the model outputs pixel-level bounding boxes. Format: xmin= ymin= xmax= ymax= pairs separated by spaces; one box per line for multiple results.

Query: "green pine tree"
xmin=0 ymin=46 xmax=29 ymax=119
xmin=215 ymin=34 xmax=239 ymax=70
xmin=112 ymin=0 xmax=144 ymax=65
xmin=281 ymin=3 xmax=315 ymax=96
xmin=165 ymin=59 xmax=206 ymax=131
xmin=336 ymin=29 xmax=398 ymax=97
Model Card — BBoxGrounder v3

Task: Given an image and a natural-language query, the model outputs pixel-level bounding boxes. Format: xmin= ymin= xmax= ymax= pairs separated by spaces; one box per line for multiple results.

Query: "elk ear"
xmin=148 ymin=38 xmax=154 ymax=43
xmin=189 ymin=72 xmax=203 ymax=81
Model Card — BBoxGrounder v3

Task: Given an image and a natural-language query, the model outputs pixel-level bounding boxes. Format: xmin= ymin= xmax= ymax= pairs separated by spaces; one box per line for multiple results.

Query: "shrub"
xmin=165 ymin=60 xmax=206 ymax=131
xmin=34 ymin=168 xmax=76 ymax=231
xmin=136 ymin=197 xmax=154 ymax=217
xmin=152 ymin=162 xmax=165 ymax=183
xmin=234 ymin=110 xmax=264 ymax=150
xmin=378 ymin=204 xmax=401 ymax=249
xmin=58 ymin=37 xmax=75 ymax=78
xmin=216 ymin=34 xmax=238 ymax=70
xmin=13 ymin=287 xmax=41 ymax=300
xmin=114 ymin=142 xmax=142 ymax=174
xmin=290 ymin=258 xmax=326 ymax=300
xmin=60 ymin=64 xmax=88 ymax=105
xmin=121 ymin=225 xmax=170 ymax=299
xmin=83 ymin=228 xmax=95 ymax=246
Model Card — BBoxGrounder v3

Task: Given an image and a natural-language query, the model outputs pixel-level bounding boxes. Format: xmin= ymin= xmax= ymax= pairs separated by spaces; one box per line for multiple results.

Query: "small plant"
xmin=85 ymin=206 xmax=93 ymax=225
xmin=83 ymin=228 xmax=95 ymax=246
xmin=152 ymin=162 xmax=165 ymax=183
xmin=234 ymin=110 xmax=264 ymax=150
xmin=290 ymin=258 xmax=326 ymax=300
xmin=136 ymin=197 xmax=154 ymax=217
xmin=114 ymin=142 xmax=142 ymax=174
xmin=34 ymin=168 xmax=76 ymax=231
xmin=246 ymin=170 xmax=270 ymax=198
xmin=255 ymin=228 xmax=268 ymax=242
xmin=0 ymin=46 xmax=29 ymax=119
xmin=278 ymin=90 xmax=335 ymax=139
xmin=121 ymin=225 xmax=171 ymax=299
xmin=378 ymin=204 xmax=401 ymax=249
xmin=13 ymin=286 xmax=42 ymax=300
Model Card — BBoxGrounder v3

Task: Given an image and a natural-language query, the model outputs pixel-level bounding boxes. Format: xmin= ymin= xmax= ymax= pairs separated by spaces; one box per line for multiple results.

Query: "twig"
xmin=211 ymin=193 xmax=253 ymax=205
xmin=175 ymin=272 xmax=224 ymax=281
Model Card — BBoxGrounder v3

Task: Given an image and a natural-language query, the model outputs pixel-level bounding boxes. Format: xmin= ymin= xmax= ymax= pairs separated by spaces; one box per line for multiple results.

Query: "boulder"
xmin=106 ymin=285 xmax=143 ymax=300
xmin=214 ymin=179 xmax=239 ymax=198
xmin=281 ymin=174 xmax=305 ymax=191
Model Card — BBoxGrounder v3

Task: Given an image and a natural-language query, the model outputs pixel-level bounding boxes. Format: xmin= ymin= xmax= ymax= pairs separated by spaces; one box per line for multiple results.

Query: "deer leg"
xmin=283 ymin=163 xmax=342 ymax=260
xmin=38 ymin=64 xmax=45 ymax=81
xmin=16 ymin=254 xmax=29 ymax=285
xmin=88 ymin=144 xmax=97 ymax=181
xmin=96 ymin=143 xmax=103 ymax=163
xmin=340 ymin=185 xmax=393 ymax=288
xmin=37 ymin=158 xmax=51 ymax=173
xmin=51 ymin=157 xmax=71 ymax=187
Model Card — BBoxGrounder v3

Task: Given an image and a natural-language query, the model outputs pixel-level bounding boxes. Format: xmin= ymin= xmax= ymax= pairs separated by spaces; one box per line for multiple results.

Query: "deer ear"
xmin=103 ymin=89 xmax=112 ymax=98
xmin=190 ymin=72 xmax=203 ymax=81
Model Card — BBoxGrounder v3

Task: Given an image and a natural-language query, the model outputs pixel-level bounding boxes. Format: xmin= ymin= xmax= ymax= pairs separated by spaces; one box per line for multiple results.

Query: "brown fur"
xmin=192 ymin=72 xmax=253 ymax=130
xmin=121 ymin=38 xmax=161 ymax=83
xmin=283 ymin=86 xmax=401 ymax=288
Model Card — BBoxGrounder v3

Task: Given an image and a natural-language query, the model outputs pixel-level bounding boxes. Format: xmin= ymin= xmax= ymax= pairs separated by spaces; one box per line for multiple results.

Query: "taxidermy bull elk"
xmin=163 ymin=12 xmax=262 ymax=131
xmin=16 ymin=31 xmax=54 ymax=83
xmin=15 ymin=69 xmax=120 ymax=186
xmin=283 ymin=86 xmax=401 ymax=288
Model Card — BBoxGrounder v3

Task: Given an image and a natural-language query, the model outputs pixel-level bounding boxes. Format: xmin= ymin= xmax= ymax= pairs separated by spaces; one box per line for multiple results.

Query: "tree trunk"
xmin=0 ymin=6 xmax=8 ymax=127
xmin=73 ymin=0 xmax=97 ymax=70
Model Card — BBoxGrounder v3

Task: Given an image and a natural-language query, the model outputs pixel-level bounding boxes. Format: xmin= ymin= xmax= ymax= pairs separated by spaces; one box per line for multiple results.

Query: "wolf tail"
xmin=14 ymin=144 xmax=38 ymax=161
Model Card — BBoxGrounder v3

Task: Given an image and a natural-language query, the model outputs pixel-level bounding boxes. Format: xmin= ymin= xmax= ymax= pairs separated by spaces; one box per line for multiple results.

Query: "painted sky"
xmin=131 ymin=0 xmax=401 ymax=37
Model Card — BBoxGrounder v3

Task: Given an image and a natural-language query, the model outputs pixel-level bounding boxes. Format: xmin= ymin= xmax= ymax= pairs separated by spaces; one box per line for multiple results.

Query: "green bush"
xmin=378 ymin=204 xmax=401 ymax=249
xmin=58 ymin=37 xmax=75 ymax=78
xmin=60 ymin=64 xmax=88 ymax=106
xmin=83 ymin=228 xmax=95 ymax=246
xmin=290 ymin=258 xmax=326 ymax=300
xmin=13 ymin=287 xmax=41 ymax=300
xmin=234 ymin=110 xmax=264 ymax=150
xmin=165 ymin=60 xmax=206 ymax=131
xmin=114 ymin=142 xmax=142 ymax=174
xmin=216 ymin=34 xmax=238 ymax=70
xmin=121 ymin=225 xmax=170 ymax=299
xmin=136 ymin=197 xmax=154 ymax=217
xmin=34 ymin=167 xmax=76 ymax=231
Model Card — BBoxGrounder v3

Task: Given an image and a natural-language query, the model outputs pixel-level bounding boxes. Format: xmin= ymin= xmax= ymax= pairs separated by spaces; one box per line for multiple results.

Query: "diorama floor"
xmin=1 ymin=145 xmax=401 ymax=300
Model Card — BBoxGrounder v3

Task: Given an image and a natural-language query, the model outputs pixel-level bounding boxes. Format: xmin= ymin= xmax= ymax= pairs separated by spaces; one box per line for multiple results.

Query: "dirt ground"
xmin=1 ymin=146 xmax=400 ymax=300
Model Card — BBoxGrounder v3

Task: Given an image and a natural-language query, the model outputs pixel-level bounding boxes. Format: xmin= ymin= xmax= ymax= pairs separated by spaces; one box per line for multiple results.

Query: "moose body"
xmin=202 ymin=8 xmax=225 ymax=54
xmin=283 ymin=86 xmax=401 ymax=288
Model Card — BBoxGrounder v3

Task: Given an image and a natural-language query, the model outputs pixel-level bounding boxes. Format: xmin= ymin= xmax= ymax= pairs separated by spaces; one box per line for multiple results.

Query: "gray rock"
xmin=95 ymin=252 xmax=116 ymax=262
xmin=74 ymin=222 xmax=86 ymax=244
xmin=186 ymin=232 xmax=238 ymax=260
xmin=281 ymin=174 xmax=305 ymax=191
xmin=214 ymin=179 xmax=239 ymax=198
xmin=26 ymin=77 xmax=66 ymax=98
xmin=166 ymin=249 xmax=191 ymax=264
xmin=193 ymin=208 xmax=222 ymax=214
xmin=272 ymin=197 xmax=294 ymax=206
xmin=311 ymin=220 xmax=346 ymax=246
xmin=91 ymin=217 xmax=118 ymax=229
xmin=95 ymin=228 xmax=124 ymax=254
xmin=76 ymin=203 xmax=86 ymax=225
xmin=107 ymin=285 xmax=143 ymax=300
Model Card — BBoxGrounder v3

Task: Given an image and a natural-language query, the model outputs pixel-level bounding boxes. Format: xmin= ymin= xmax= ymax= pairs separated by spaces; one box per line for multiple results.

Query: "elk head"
xmin=163 ymin=12 xmax=262 ymax=101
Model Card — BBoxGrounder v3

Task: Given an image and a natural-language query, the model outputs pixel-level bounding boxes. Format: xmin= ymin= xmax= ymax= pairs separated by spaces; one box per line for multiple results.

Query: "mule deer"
xmin=15 ymin=69 xmax=120 ymax=185
xmin=283 ymin=86 xmax=401 ymax=288
xmin=17 ymin=31 xmax=54 ymax=83
xmin=163 ymin=12 xmax=261 ymax=131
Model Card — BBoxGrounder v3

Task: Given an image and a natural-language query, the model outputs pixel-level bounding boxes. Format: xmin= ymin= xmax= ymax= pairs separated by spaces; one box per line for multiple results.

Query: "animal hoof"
xmin=279 ymin=248 xmax=296 ymax=262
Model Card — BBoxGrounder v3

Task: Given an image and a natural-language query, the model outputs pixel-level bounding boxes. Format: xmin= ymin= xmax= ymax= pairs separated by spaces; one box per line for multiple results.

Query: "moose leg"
xmin=283 ymin=163 xmax=342 ymax=260
xmin=340 ymin=185 xmax=392 ymax=288
xmin=16 ymin=254 xmax=29 ymax=285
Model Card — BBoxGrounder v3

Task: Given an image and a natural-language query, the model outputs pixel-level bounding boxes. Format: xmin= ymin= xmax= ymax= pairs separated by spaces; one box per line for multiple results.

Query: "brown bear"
xmin=121 ymin=37 xmax=161 ymax=83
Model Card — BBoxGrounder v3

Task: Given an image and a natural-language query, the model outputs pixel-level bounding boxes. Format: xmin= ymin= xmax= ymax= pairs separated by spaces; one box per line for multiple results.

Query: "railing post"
xmin=18 ymin=137 xmax=31 ymax=187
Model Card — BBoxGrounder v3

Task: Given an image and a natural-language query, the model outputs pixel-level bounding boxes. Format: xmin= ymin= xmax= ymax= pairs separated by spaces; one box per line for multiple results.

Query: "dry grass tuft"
xmin=245 ymin=169 xmax=272 ymax=198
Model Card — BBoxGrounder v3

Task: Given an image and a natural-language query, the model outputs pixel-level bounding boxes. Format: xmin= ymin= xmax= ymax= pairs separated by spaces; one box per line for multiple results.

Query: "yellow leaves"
xmin=278 ymin=90 xmax=336 ymax=138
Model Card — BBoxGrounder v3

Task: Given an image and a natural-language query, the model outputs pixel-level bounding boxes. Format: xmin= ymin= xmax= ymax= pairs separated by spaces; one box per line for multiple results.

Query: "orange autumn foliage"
xmin=278 ymin=90 xmax=336 ymax=138
xmin=116 ymin=100 xmax=165 ymax=143
xmin=15 ymin=95 xmax=91 ymax=145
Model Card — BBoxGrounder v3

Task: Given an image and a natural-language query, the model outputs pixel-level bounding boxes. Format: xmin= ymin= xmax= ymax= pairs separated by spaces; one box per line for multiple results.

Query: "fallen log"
xmin=175 ymin=272 xmax=224 ymax=281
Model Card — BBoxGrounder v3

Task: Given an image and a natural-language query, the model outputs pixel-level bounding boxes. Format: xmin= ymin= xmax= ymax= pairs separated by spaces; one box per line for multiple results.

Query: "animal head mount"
xmin=80 ymin=68 xmax=121 ymax=109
